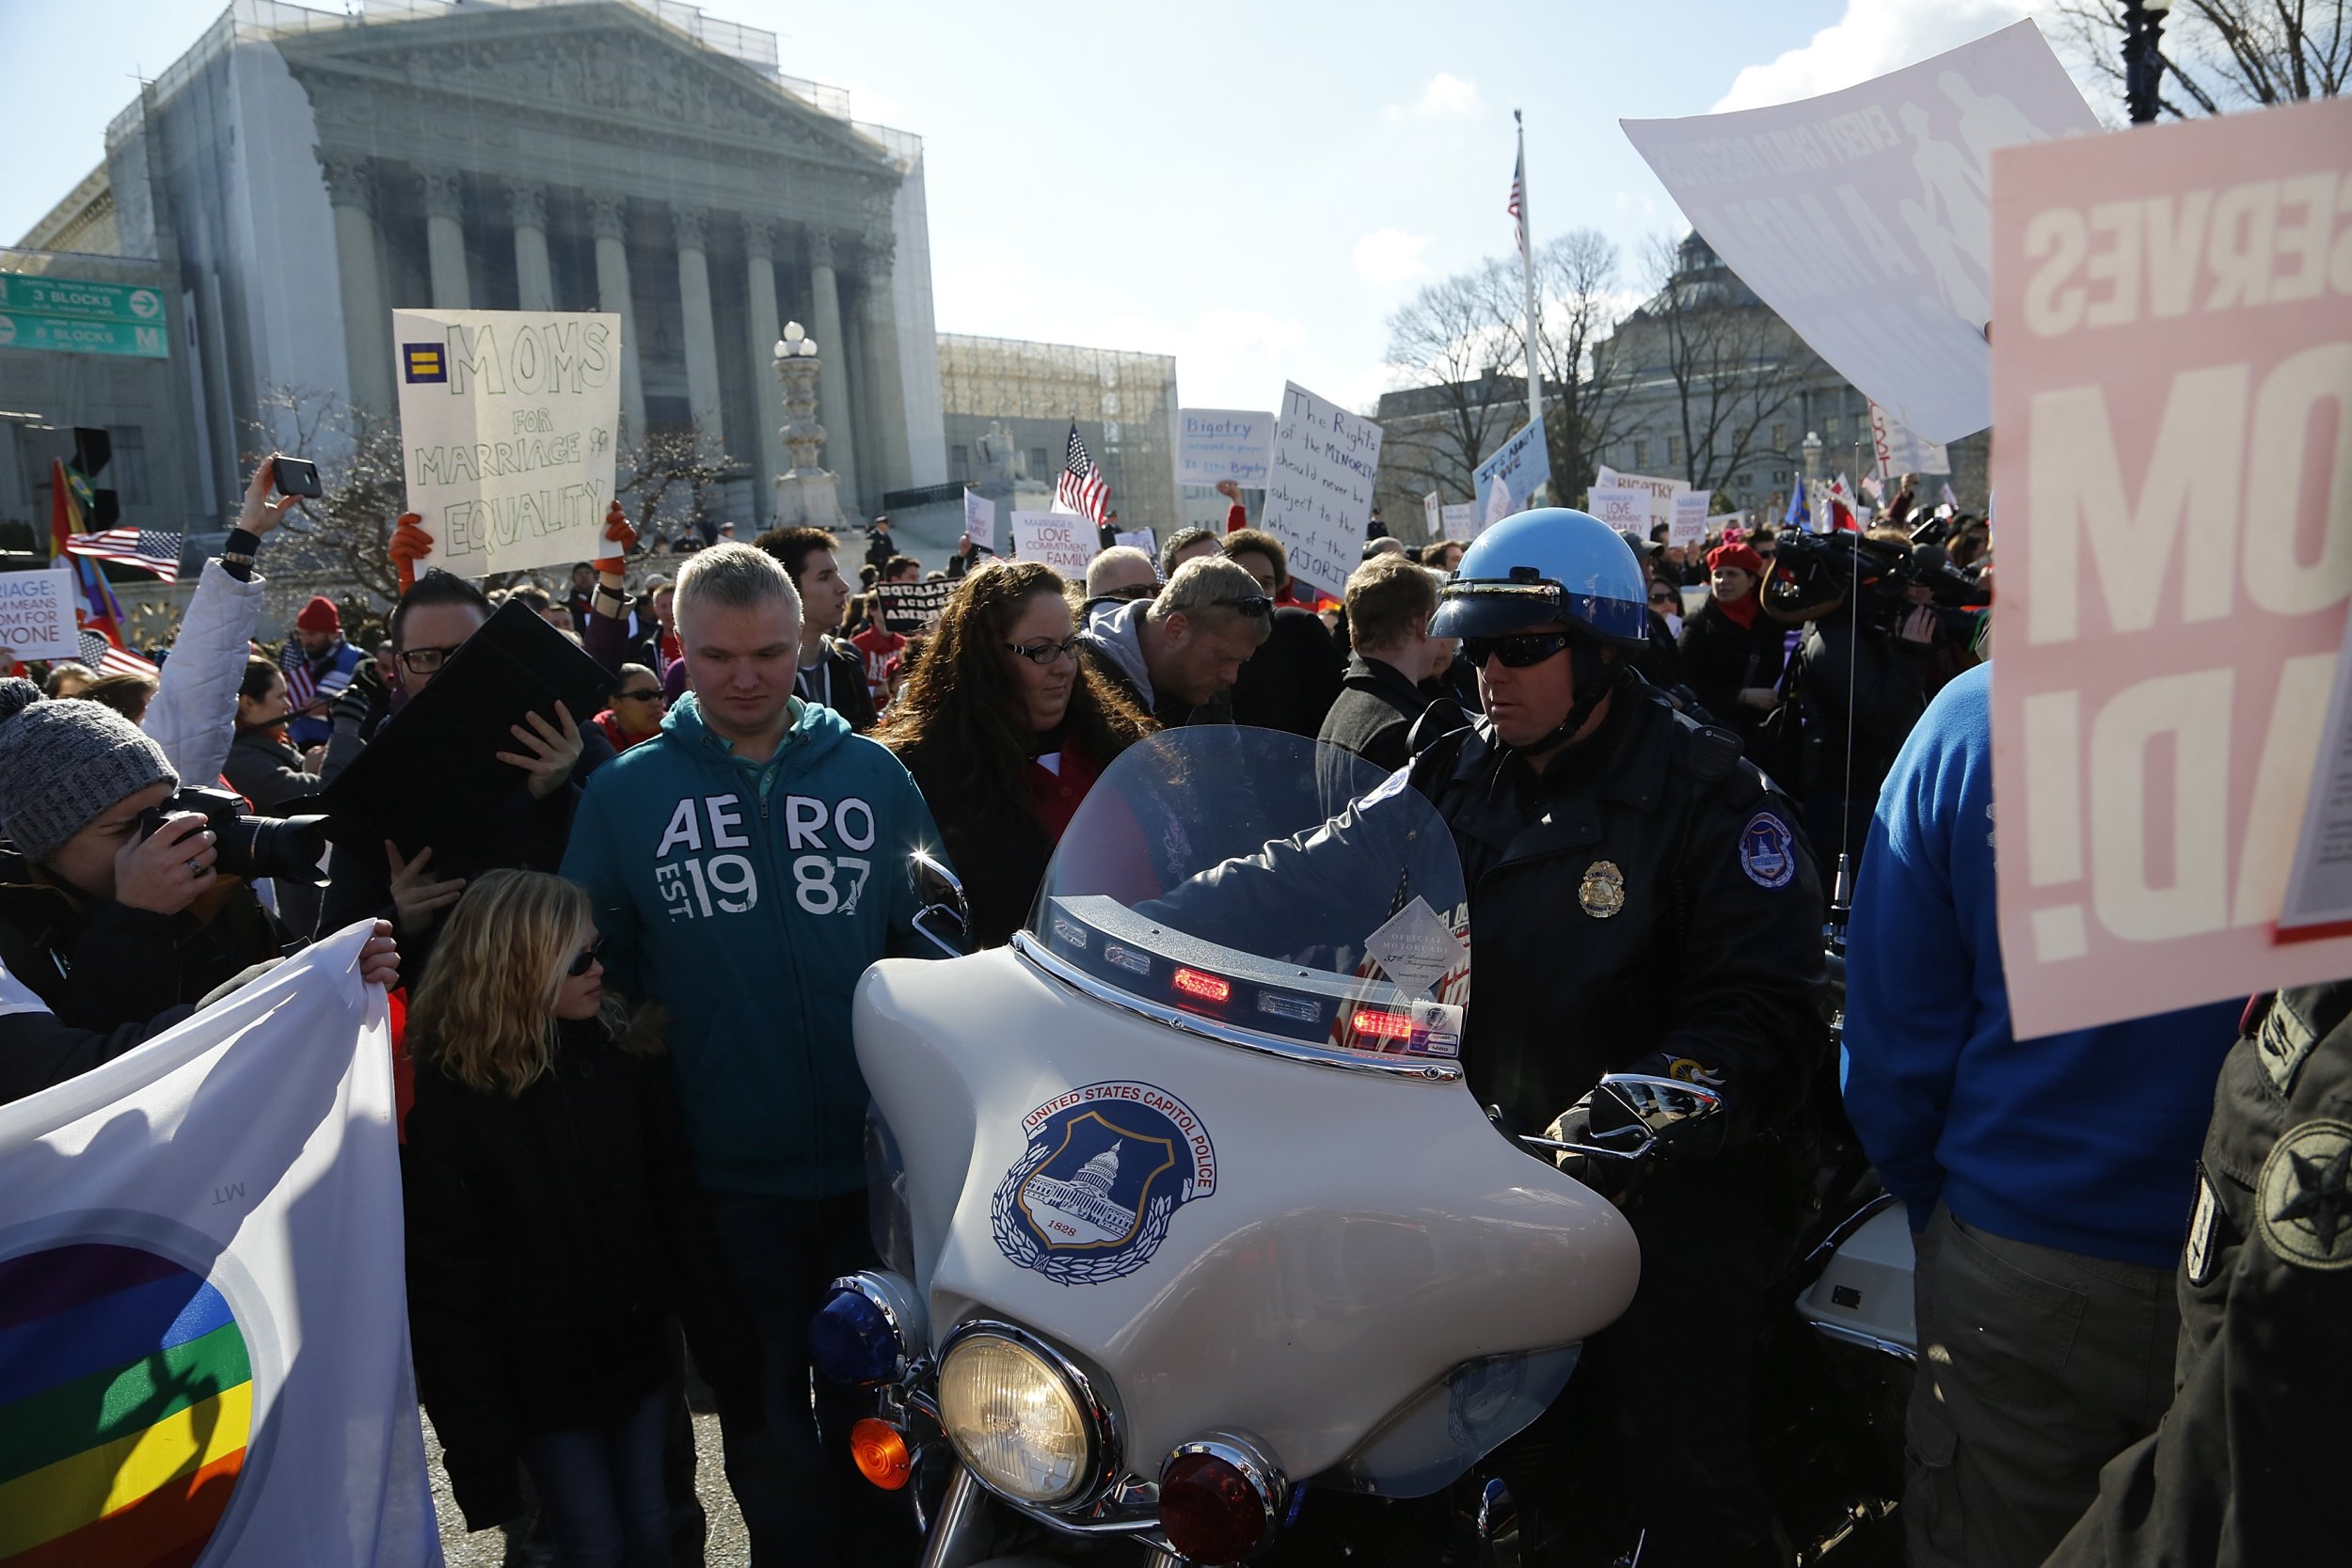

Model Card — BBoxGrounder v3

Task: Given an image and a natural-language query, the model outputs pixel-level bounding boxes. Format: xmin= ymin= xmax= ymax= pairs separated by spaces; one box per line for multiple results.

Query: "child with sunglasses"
xmin=401 ymin=869 xmax=760 ymax=1567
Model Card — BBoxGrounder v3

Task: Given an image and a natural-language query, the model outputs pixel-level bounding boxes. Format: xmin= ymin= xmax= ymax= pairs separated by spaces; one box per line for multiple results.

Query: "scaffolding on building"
xmin=937 ymin=333 xmax=1180 ymax=536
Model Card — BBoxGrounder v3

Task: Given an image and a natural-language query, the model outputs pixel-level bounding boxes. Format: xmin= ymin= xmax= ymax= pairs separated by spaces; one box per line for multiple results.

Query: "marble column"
xmin=806 ymin=230 xmax=859 ymax=515
xmin=672 ymin=206 xmax=724 ymax=451
xmin=857 ymin=235 xmax=914 ymax=498
xmin=421 ymin=170 xmax=470 ymax=309
xmin=586 ymin=194 xmax=647 ymax=440
xmin=742 ymin=218 xmax=788 ymax=514
xmin=507 ymin=182 xmax=552 ymax=311
xmin=320 ymin=155 xmax=392 ymax=412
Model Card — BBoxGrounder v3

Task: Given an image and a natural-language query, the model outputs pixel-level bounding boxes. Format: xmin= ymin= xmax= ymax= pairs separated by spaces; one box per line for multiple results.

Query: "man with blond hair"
xmin=1075 ymin=553 xmax=1271 ymax=725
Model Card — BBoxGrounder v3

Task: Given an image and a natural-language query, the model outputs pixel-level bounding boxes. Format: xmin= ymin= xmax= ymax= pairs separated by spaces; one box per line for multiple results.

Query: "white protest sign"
xmin=1623 ymin=20 xmax=2097 ymax=443
xmin=963 ymin=487 xmax=996 ymax=548
xmin=0 ymin=567 xmax=80 ymax=659
xmin=1708 ymin=511 xmax=1749 ymax=537
xmin=1593 ymin=464 xmax=1692 ymax=526
xmin=1441 ymin=501 xmax=1478 ymax=538
xmin=1177 ymin=408 xmax=1277 ymax=487
xmin=1585 ymin=485 xmax=1650 ymax=531
xmin=1010 ymin=511 xmax=1094 ymax=578
xmin=1422 ymin=491 xmax=1442 ymax=540
xmin=878 ymin=579 xmax=956 ymax=635
xmin=1263 ymin=381 xmax=1383 ymax=601
xmin=1114 ymin=528 xmax=1157 ymax=558
xmin=1668 ymin=491 xmax=1711 ymax=548
xmin=1473 ymin=420 xmax=1552 ymax=523
xmin=1867 ymin=401 xmax=1951 ymax=481
xmin=394 ymin=309 xmax=621 ymax=580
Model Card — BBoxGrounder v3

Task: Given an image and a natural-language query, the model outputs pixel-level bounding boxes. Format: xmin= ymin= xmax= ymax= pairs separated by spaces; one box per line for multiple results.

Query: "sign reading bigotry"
xmin=1177 ymin=409 xmax=1277 ymax=487
xmin=395 ymin=309 xmax=622 ymax=580
xmin=1262 ymin=381 xmax=1383 ymax=602
xmin=1987 ymin=94 xmax=2352 ymax=1036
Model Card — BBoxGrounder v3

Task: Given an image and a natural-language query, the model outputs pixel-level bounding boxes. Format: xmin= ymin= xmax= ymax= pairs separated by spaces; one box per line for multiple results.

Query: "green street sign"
xmin=0 ymin=274 xmax=167 ymax=326
xmin=0 ymin=310 xmax=170 ymax=359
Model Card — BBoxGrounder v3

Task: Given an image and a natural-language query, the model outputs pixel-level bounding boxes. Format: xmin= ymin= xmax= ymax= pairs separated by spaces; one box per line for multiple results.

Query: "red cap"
xmin=295 ymin=595 xmax=342 ymax=634
xmin=1706 ymin=542 xmax=1765 ymax=578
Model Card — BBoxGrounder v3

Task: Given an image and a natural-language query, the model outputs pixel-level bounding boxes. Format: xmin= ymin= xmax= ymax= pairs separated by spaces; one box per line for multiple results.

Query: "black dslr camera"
xmin=1766 ymin=528 xmax=1990 ymax=641
xmin=137 ymin=785 xmax=329 ymax=883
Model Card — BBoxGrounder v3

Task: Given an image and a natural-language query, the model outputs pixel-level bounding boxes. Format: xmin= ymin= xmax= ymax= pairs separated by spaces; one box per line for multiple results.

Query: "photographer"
xmin=0 ymin=699 xmax=290 ymax=1034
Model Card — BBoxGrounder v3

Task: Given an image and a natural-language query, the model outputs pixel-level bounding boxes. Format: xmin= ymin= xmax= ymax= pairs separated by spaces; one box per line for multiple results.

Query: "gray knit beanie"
xmin=0 ymin=699 xmax=179 ymax=862
xmin=0 ymin=677 xmax=37 ymax=724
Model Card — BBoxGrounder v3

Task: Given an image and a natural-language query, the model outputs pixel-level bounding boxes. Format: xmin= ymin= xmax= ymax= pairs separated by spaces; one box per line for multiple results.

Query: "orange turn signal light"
xmin=850 ymin=1417 xmax=913 ymax=1491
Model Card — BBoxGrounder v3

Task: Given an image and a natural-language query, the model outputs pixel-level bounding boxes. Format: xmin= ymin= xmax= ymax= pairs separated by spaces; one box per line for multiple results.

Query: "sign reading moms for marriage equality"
xmin=1625 ymin=21 xmax=2098 ymax=444
xmin=1010 ymin=512 xmax=1094 ymax=578
xmin=1987 ymin=95 xmax=2352 ymax=1038
xmin=395 ymin=309 xmax=622 ymax=579
xmin=1177 ymin=409 xmax=1277 ymax=487
xmin=1263 ymin=381 xmax=1382 ymax=601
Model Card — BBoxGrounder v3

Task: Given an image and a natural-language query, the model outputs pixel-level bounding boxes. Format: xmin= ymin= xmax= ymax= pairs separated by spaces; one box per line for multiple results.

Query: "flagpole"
xmin=1515 ymin=110 xmax=1544 ymax=476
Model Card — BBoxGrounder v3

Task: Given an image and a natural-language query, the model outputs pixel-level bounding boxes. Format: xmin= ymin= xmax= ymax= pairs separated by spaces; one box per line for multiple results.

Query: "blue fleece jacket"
xmin=1843 ymin=664 xmax=2239 ymax=1269
xmin=560 ymin=694 xmax=946 ymax=1199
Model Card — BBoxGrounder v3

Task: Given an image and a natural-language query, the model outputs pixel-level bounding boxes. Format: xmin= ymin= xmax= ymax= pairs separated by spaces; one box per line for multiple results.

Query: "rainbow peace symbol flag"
xmin=0 ymin=1244 xmax=251 ymax=1567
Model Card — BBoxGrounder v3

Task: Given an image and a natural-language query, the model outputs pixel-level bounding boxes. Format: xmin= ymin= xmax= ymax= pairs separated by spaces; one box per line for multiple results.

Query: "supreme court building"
xmin=18 ymin=0 xmax=946 ymax=531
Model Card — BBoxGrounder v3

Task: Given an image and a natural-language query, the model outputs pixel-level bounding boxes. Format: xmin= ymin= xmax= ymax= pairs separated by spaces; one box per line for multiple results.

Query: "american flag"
xmin=1053 ymin=422 xmax=1109 ymax=526
xmin=65 ymin=527 xmax=183 ymax=584
xmin=1508 ymin=147 xmax=1526 ymax=257
xmin=283 ymin=643 xmax=320 ymax=716
xmin=77 ymin=628 xmax=156 ymax=678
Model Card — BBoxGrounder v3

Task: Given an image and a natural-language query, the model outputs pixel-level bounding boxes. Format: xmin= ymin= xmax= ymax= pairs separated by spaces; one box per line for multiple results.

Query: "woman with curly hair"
xmin=872 ymin=560 xmax=1152 ymax=947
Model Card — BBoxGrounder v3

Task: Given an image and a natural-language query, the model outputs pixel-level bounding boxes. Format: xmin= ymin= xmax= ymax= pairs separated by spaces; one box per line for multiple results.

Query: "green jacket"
xmin=561 ymin=694 xmax=946 ymax=1197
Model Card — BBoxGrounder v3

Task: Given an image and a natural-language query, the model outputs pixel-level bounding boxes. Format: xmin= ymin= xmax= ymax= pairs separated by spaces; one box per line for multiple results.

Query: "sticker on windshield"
xmin=1334 ymin=996 xmax=1464 ymax=1059
xmin=1362 ymin=896 xmax=1469 ymax=998
xmin=1355 ymin=764 xmax=1414 ymax=812
xmin=993 ymin=1082 xmax=1216 ymax=1287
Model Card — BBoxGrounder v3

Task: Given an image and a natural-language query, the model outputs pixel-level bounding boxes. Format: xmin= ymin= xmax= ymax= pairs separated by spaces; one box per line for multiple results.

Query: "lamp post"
xmin=2123 ymin=0 xmax=2174 ymax=125
xmin=1802 ymin=430 xmax=1823 ymax=491
xmin=770 ymin=322 xmax=843 ymax=527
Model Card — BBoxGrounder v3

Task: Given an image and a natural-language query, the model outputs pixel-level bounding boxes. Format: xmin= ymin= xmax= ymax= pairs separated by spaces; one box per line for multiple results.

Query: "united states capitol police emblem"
xmin=992 ymin=1081 xmax=1217 ymax=1286
xmin=2257 ymin=1118 xmax=2352 ymax=1271
xmin=1579 ymin=860 xmax=1626 ymax=918
xmin=1739 ymin=811 xmax=1797 ymax=890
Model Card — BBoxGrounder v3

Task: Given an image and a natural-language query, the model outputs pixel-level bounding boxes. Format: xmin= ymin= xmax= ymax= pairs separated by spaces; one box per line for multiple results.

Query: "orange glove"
xmin=389 ymin=514 xmax=434 ymax=595
xmin=595 ymin=501 xmax=637 ymax=575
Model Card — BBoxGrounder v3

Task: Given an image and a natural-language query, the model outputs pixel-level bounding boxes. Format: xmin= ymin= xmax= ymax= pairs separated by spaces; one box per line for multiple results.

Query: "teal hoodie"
xmin=560 ymin=692 xmax=947 ymax=1198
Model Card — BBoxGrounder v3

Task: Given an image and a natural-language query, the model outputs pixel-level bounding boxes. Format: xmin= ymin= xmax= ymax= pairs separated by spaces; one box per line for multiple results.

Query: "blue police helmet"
xmin=1429 ymin=507 xmax=1651 ymax=648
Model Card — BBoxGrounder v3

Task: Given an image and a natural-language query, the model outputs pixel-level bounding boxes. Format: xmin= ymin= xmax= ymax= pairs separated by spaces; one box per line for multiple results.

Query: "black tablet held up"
xmin=317 ymin=599 xmax=616 ymax=861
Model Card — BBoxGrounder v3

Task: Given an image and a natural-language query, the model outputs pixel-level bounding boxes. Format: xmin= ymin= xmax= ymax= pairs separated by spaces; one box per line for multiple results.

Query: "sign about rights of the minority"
xmin=0 ymin=567 xmax=80 ymax=659
xmin=1177 ymin=408 xmax=1277 ymax=487
xmin=1473 ymin=420 xmax=1551 ymax=524
xmin=1263 ymin=381 xmax=1383 ymax=601
xmin=964 ymin=487 xmax=996 ymax=549
xmin=1585 ymin=485 xmax=1650 ymax=532
xmin=1669 ymin=491 xmax=1712 ymax=548
xmin=1868 ymin=400 xmax=1951 ymax=480
xmin=1987 ymin=94 xmax=2352 ymax=1037
xmin=1010 ymin=512 xmax=1095 ymax=578
xmin=393 ymin=309 xmax=621 ymax=580
xmin=1625 ymin=20 xmax=2098 ymax=444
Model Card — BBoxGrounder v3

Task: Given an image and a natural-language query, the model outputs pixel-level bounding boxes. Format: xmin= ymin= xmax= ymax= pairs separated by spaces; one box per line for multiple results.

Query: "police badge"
xmin=1579 ymin=860 xmax=1626 ymax=918
xmin=992 ymin=1082 xmax=1217 ymax=1287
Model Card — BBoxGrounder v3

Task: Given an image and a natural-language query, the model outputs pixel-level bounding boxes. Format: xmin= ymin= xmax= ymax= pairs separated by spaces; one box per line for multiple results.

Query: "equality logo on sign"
xmin=401 ymin=342 xmax=446 ymax=384
xmin=992 ymin=1081 xmax=1216 ymax=1287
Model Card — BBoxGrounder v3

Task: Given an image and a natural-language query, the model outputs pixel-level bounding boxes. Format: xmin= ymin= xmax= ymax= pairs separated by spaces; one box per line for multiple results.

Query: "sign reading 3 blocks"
xmin=0 ymin=274 xmax=170 ymax=359
xmin=394 ymin=308 xmax=622 ymax=579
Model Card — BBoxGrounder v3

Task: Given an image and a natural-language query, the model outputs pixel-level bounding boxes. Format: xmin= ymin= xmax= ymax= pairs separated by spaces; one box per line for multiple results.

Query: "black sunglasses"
xmin=1106 ymin=582 xmax=1158 ymax=602
xmin=1213 ymin=594 xmax=1273 ymax=617
xmin=1463 ymin=631 xmax=1576 ymax=669
xmin=566 ymin=938 xmax=605 ymax=977
xmin=1005 ymin=636 xmax=1080 ymax=666
xmin=1648 ymin=589 xmax=1678 ymax=605
xmin=615 ymin=688 xmax=665 ymax=703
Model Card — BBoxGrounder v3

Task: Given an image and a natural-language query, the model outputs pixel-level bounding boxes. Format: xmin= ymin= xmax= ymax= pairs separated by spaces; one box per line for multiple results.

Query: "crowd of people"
xmin=0 ymin=450 xmax=2328 ymax=1568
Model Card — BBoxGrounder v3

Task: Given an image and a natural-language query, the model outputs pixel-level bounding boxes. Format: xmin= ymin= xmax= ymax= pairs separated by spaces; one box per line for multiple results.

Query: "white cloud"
xmin=1382 ymin=71 xmax=1484 ymax=124
xmin=1353 ymin=228 xmax=1432 ymax=286
xmin=1711 ymin=0 xmax=2040 ymax=112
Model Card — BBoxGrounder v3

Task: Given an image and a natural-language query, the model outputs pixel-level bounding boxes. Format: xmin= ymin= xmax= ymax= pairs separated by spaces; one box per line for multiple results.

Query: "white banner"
xmin=1176 ymin=409 xmax=1277 ymax=488
xmin=0 ymin=923 xmax=437 ymax=1567
xmin=1441 ymin=501 xmax=1478 ymax=539
xmin=1585 ymin=485 xmax=1650 ymax=531
xmin=1592 ymin=465 xmax=1692 ymax=527
xmin=1622 ymin=20 xmax=2097 ymax=443
xmin=1264 ymin=382 xmax=1383 ymax=601
xmin=1867 ymin=400 xmax=1951 ymax=481
xmin=0 ymin=567 xmax=81 ymax=660
xmin=395 ymin=309 xmax=623 ymax=580
xmin=1009 ymin=512 xmax=1094 ymax=578
xmin=962 ymin=488 xmax=996 ymax=549
xmin=1113 ymin=528 xmax=1157 ymax=559
xmin=1422 ymin=491 xmax=1442 ymax=541
xmin=1668 ymin=491 xmax=1711 ymax=548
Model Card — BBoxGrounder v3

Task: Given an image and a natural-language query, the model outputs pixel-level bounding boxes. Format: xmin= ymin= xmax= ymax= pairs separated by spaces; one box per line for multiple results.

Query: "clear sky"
xmin=0 ymin=0 xmax=2090 ymax=412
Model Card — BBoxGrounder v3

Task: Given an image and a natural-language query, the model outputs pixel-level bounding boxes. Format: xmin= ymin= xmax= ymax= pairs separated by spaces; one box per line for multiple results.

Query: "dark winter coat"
xmin=1230 ymin=607 xmax=1344 ymax=737
xmin=795 ymin=637 xmax=879 ymax=733
xmin=1316 ymin=652 xmax=1436 ymax=804
xmin=895 ymin=736 xmax=1104 ymax=951
xmin=402 ymin=1020 xmax=762 ymax=1530
xmin=1677 ymin=597 xmax=1797 ymax=768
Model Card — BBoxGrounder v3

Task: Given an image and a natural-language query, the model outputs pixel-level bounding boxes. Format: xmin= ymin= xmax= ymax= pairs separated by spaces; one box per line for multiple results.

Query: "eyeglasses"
xmin=398 ymin=643 xmax=467 ymax=675
xmin=1463 ymin=631 xmax=1576 ymax=669
xmin=566 ymin=938 xmax=604 ymax=978
xmin=1005 ymin=636 xmax=1080 ymax=666
xmin=1106 ymin=582 xmax=1158 ymax=602
xmin=1213 ymin=594 xmax=1273 ymax=617
xmin=615 ymin=688 xmax=665 ymax=703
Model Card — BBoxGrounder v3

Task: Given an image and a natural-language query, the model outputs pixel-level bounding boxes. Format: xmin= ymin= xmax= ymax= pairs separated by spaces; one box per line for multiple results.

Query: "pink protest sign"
xmin=1989 ymin=96 xmax=2352 ymax=1037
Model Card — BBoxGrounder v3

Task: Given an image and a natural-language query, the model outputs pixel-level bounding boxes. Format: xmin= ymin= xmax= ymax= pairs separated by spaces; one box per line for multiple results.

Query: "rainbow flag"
xmin=0 ymin=1245 xmax=252 ymax=1568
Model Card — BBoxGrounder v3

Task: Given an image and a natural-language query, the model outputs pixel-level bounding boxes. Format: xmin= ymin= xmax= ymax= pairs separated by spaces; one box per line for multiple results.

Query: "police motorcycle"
xmin=814 ymin=739 xmax=1914 ymax=1567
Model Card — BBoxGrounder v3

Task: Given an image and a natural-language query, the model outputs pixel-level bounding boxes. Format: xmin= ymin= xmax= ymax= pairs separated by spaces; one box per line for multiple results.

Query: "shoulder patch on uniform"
xmin=2256 ymin=993 xmax=2320 ymax=1096
xmin=1688 ymin=724 xmax=1743 ymax=783
xmin=2257 ymin=1118 xmax=2352 ymax=1271
xmin=2184 ymin=1164 xmax=2222 ymax=1286
xmin=1738 ymin=811 xmax=1797 ymax=890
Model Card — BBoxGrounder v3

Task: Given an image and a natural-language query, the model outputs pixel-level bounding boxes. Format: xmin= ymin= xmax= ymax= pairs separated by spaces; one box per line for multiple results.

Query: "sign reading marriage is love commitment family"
xmin=395 ymin=308 xmax=623 ymax=581
xmin=0 ymin=923 xmax=437 ymax=1566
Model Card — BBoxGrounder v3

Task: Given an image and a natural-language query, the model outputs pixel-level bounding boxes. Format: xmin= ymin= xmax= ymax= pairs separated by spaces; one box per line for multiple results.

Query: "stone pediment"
xmin=276 ymin=2 xmax=898 ymax=179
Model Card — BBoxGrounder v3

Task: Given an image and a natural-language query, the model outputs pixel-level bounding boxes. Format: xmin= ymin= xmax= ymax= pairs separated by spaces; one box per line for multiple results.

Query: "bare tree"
xmin=1523 ymin=230 xmax=1637 ymax=499
xmin=1378 ymin=261 xmax=1524 ymax=507
xmin=2051 ymin=0 xmax=2348 ymax=118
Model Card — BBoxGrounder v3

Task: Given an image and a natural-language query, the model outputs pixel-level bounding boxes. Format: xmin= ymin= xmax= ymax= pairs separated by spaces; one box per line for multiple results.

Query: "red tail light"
xmin=1349 ymin=1007 xmax=1415 ymax=1039
xmin=1172 ymin=968 xmax=1231 ymax=1005
xmin=1159 ymin=1436 xmax=1284 ymax=1564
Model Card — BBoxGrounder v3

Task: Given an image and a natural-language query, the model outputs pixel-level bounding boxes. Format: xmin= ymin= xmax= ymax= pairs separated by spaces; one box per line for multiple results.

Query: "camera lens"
xmin=213 ymin=816 xmax=330 ymax=883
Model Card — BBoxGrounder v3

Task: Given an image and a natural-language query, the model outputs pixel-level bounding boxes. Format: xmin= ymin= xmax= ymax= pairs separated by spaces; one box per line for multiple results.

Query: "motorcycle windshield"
xmin=1025 ymin=727 xmax=1470 ymax=1069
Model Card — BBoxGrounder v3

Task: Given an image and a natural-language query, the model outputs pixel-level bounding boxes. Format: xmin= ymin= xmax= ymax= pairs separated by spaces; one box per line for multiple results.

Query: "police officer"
xmin=1417 ymin=508 xmax=1827 ymax=1568
xmin=2045 ymin=982 xmax=2352 ymax=1567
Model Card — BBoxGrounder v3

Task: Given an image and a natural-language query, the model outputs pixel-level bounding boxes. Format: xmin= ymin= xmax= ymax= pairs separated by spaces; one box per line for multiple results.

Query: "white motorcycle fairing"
xmin=853 ymin=943 xmax=1643 ymax=1495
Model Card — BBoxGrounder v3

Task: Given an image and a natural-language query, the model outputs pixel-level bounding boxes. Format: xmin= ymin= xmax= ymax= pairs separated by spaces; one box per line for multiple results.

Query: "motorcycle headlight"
xmin=936 ymin=1325 xmax=1106 ymax=1506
